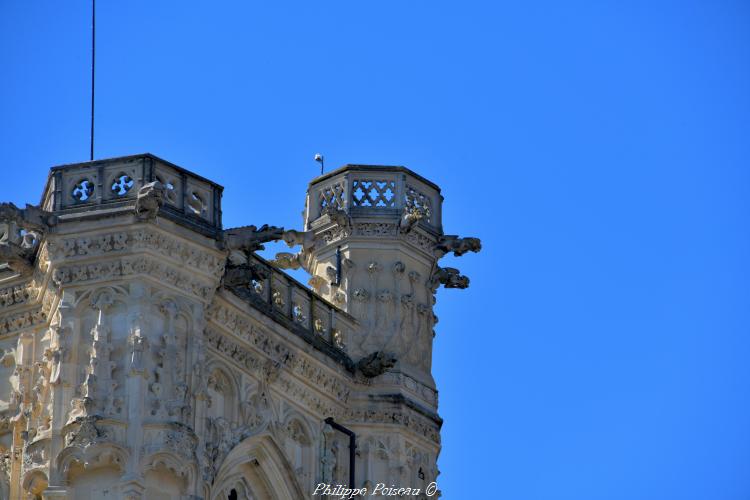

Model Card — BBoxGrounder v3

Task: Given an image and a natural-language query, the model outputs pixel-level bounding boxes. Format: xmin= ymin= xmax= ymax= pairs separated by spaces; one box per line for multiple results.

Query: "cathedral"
xmin=0 ymin=153 xmax=480 ymax=499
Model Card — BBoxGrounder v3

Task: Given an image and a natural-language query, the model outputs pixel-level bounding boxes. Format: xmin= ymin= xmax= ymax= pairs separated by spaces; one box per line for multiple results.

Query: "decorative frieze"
xmin=52 ymin=256 xmax=215 ymax=302
xmin=47 ymin=228 xmax=225 ymax=279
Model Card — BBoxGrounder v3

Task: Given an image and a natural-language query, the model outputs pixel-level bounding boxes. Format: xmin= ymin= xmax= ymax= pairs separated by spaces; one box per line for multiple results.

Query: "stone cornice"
xmin=50 ymin=254 xmax=216 ymax=304
xmin=46 ymin=226 xmax=225 ymax=282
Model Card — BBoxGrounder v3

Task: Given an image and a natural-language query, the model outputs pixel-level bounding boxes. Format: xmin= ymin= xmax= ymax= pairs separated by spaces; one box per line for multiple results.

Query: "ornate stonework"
xmin=0 ymin=154 xmax=479 ymax=499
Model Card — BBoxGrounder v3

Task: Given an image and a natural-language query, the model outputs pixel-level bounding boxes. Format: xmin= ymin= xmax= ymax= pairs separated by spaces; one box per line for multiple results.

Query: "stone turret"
xmin=276 ymin=165 xmax=481 ymax=388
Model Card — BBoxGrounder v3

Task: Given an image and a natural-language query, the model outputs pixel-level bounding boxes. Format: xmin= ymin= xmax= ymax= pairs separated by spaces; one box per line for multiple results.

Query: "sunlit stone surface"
xmin=0 ymin=154 xmax=479 ymax=499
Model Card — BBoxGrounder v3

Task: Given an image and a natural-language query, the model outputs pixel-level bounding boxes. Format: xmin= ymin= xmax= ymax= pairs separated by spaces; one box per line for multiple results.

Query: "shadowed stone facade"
xmin=0 ymin=154 xmax=480 ymax=499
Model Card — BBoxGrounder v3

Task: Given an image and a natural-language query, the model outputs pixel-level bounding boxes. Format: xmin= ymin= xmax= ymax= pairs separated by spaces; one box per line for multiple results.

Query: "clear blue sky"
xmin=2 ymin=1 xmax=749 ymax=499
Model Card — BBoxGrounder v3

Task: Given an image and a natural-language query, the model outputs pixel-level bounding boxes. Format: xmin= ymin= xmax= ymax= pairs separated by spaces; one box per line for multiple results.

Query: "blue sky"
xmin=2 ymin=1 xmax=749 ymax=498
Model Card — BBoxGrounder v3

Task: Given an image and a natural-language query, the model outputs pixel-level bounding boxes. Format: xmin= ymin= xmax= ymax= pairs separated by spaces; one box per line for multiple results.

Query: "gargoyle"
xmin=223 ymin=262 xmax=270 ymax=288
xmin=0 ymin=202 xmax=50 ymax=276
xmin=434 ymin=235 xmax=482 ymax=259
xmin=0 ymin=241 xmax=34 ymax=276
xmin=281 ymin=229 xmax=315 ymax=250
xmin=0 ymin=202 xmax=57 ymax=232
xmin=134 ymin=181 xmax=165 ymax=221
xmin=272 ymin=252 xmax=304 ymax=270
xmin=429 ymin=266 xmax=470 ymax=292
xmin=357 ymin=351 xmax=397 ymax=378
xmin=224 ymin=224 xmax=285 ymax=253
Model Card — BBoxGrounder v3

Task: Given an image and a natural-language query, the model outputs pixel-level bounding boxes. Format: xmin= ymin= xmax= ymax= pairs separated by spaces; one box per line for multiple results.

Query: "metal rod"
xmin=324 ymin=417 xmax=356 ymax=489
xmin=90 ymin=0 xmax=96 ymax=161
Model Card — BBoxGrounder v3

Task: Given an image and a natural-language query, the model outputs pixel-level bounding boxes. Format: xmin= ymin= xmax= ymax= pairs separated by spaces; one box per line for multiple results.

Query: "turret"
xmin=275 ymin=165 xmax=481 ymax=388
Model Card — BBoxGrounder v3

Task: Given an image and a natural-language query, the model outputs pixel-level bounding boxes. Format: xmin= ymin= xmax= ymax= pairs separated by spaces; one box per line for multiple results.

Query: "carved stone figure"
xmin=321 ymin=206 xmax=352 ymax=232
xmin=399 ymin=205 xmax=428 ymax=234
xmin=223 ymin=261 xmax=269 ymax=288
xmin=0 ymin=202 xmax=56 ymax=232
xmin=282 ymin=228 xmax=315 ymax=250
xmin=357 ymin=351 xmax=397 ymax=378
xmin=134 ymin=181 xmax=166 ymax=220
xmin=434 ymin=235 xmax=482 ymax=259
xmin=430 ymin=266 xmax=470 ymax=290
xmin=224 ymin=224 xmax=285 ymax=253
xmin=273 ymin=251 xmax=304 ymax=270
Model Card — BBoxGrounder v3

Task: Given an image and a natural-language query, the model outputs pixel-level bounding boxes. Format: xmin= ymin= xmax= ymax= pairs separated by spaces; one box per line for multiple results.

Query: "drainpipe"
xmin=333 ymin=246 xmax=342 ymax=287
xmin=324 ymin=417 xmax=356 ymax=489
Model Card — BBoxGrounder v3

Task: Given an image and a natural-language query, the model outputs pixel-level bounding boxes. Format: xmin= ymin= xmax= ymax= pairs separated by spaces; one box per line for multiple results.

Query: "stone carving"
xmin=47 ymin=228 xmax=225 ymax=277
xmin=429 ymin=266 xmax=470 ymax=290
xmin=308 ymin=275 xmax=327 ymax=293
xmin=357 ymin=351 xmax=397 ymax=378
xmin=142 ymin=422 xmax=197 ymax=466
xmin=332 ymin=329 xmax=345 ymax=350
xmin=134 ymin=181 xmax=166 ymax=221
xmin=65 ymin=416 xmax=106 ymax=448
xmin=0 ymin=202 xmax=53 ymax=275
xmin=434 ymin=235 xmax=482 ymax=259
xmin=0 ymin=302 xmax=50 ymax=336
xmin=203 ymin=321 xmax=350 ymax=403
xmin=224 ymin=224 xmax=285 ymax=253
xmin=282 ymin=229 xmax=315 ymax=251
xmin=273 ymin=251 xmax=304 ymax=270
xmin=399 ymin=205 xmax=428 ymax=234
xmin=0 ymin=282 xmax=38 ymax=309
xmin=0 ymin=202 xmax=56 ymax=233
xmin=223 ymin=261 xmax=269 ymax=288
xmin=52 ymin=256 xmax=215 ymax=302
xmin=321 ymin=206 xmax=352 ymax=233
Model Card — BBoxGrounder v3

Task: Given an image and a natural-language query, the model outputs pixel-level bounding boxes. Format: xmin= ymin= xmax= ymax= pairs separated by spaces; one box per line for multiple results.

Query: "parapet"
xmin=40 ymin=153 xmax=223 ymax=237
xmin=305 ymin=164 xmax=443 ymax=234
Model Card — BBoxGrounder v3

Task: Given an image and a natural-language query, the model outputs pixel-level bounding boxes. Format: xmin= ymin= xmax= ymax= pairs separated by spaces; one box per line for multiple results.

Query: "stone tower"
xmin=275 ymin=165 xmax=481 ymax=389
xmin=0 ymin=155 xmax=479 ymax=499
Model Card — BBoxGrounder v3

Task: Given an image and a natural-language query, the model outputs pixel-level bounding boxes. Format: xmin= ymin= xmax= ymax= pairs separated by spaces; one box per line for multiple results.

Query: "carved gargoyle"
xmin=281 ymin=229 xmax=315 ymax=250
xmin=0 ymin=242 xmax=34 ymax=276
xmin=429 ymin=266 xmax=470 ymax=291
xmin=434 ymin=235 xmax=482 ymax=259
xmin=357 ymin=351 xmax=397 ymax=378
xmin=224 ymin=224 xmax=285 ymax=253
xmin=0 ymin=202 xmax=54 ymax=275
xmin=272 ymin=251 xmax=304 ymax=270
xmin=134 ymin=181 xmax=165 ymax=221
xmin=223 ymin=262 xmax=270 ymax=288
xmin=0 ymin=202 xmax=56 ymax=232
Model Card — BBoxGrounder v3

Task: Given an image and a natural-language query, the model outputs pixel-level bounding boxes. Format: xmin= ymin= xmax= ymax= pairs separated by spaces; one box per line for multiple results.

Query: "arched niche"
xmin=140 ymin=451 xmax=195 ymax=500
xmin=211 ymin=433 xmax=304 ymax=500
xmin=206 ymin=364 xmax=239 ymax=422
xmin=278 ymin=411 xmax=314 ymax=489
xmin=56 ymin=441 xmax=128 ymax=499
xmin=362 ymin=436 xmax=392 ymax=487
